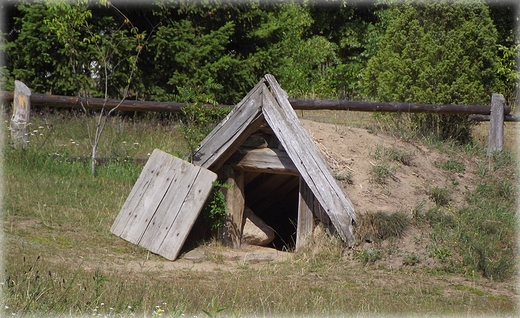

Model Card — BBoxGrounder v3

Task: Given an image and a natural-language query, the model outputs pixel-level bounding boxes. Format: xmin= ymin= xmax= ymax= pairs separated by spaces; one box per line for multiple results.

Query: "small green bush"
xmin=201 ymin=182 xmax=230 ymax=236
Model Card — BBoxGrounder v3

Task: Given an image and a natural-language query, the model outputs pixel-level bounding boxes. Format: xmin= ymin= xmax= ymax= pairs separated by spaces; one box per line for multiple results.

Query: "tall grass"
xmin=413 ymin=150 xmax=518 ymax=281
xmin=1 ymin=109 xmax=517 ymax=316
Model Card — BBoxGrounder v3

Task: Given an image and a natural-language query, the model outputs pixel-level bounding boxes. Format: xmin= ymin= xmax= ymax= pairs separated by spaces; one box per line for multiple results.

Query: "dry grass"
xmin=1 ymin=108 xmax=518 ymax=317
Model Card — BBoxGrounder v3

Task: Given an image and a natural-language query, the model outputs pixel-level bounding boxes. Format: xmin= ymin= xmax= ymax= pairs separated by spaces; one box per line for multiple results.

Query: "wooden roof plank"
xmin=262 ymin=75 xmax=355 ymax=244
xmin=193 ymin=80 xmax=264 ymax=169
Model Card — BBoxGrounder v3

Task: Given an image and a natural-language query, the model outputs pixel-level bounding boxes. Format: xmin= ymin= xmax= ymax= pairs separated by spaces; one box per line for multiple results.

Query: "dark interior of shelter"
xmin=244 ymin=172 xmax=299 ymax=251
xmin=185 ymin=171 xmax=300 ymax=252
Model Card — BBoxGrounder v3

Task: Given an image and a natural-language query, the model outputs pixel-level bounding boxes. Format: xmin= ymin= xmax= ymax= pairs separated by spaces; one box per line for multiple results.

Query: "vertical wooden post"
xmin=221 ymin=165 xmax=245 ymax=248
xmin=487 ymin=94 xmax=505 ymax=157
xmin=296 ymin=178 xmax=314 ymax=251
xmin=10 ymin=80 xmax=31 ymax=149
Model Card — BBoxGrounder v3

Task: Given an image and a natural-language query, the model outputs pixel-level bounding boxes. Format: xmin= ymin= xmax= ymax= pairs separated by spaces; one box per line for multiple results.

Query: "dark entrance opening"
xmin=244 ymin=172 xmax=299 ymax=251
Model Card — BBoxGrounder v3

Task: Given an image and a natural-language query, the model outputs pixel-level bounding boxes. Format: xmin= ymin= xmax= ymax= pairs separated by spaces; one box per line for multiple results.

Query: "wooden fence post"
xmin=487 ymin=94 xmax=505 ymax=157
xmin=10 ymin=80 xmax=31 ymax=149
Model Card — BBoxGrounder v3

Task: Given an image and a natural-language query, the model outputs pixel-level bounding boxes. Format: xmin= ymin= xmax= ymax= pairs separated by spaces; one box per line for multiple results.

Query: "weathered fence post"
xmin=487 ymin=94 xmax=505 ymax=157
xmin=10 ymin=80 xmax=31 ymax=149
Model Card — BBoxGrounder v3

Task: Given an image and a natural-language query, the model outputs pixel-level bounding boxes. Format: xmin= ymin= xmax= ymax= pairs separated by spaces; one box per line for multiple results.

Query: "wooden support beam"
xmin=0 ymin=90 xmax=215 ymax=113
xmin=468 ymin=114 xmax=519 ymax=122
xmin=296 ymin=178 xmax=314 ymax=251
xmin=487 ymin=94 xmax=505 ymax=156
xmin=227 ymin=147 xmax=299 ymax=175
xmin=221 ymin=165 xmax=245 ymax=249
xmin=10 ymin=81 xmax=31 ymax=149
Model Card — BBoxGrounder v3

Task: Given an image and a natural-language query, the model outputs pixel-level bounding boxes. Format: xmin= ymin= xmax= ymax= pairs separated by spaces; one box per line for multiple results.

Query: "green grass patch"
xmin=369 ymin=163 xmax=396 ymax=185
xmin=440 ymin=159 xmax=465 ymax=173
xmin=373 ymin=144 xmax=414 ymax=166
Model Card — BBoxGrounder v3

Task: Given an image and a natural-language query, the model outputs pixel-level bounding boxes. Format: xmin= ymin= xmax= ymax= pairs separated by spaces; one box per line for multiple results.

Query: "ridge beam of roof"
xmin=262 ymin=74 xmax=356 ymax=246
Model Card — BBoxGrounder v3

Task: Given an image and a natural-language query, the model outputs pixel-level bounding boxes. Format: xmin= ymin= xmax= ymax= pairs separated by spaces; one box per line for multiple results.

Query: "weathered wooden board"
xmin=111 ymin=149 xmax=178 ymax=239
xmin=193 ymin=80 xmax=265 ymax=170
xmin=296 ymin=178 xmax=315 ymax=251
xmin=111 ymin=149 xmax=217 ymax=260
xmin=227 ymin=147 xmax=299 ymax=175
xmin=10 ymin=80 xmax=31 ymax=149
xmin=487 ymin=94 xmax=505 ymax=156
xmin=262 ymin=74 xmax=356 ymax=245
xmin=221 ymin=165 xmax=245 ymax=248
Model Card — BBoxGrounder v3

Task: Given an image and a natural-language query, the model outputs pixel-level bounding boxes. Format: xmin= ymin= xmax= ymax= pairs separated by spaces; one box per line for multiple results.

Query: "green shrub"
xmin=201 ymin=182 xmax=230 ymax=237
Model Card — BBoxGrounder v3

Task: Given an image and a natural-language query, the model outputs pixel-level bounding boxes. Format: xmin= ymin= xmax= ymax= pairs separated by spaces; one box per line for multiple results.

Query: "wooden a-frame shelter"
xmin=111 ymin=74 xmax=356 ymax=261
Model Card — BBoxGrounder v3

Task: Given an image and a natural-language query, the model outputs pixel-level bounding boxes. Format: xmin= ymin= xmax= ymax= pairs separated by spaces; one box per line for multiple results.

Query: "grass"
xmin=369 ymin=162 xmax=396 ymax=185
xmin=428 ymin=186 xmax=452 ymax=206
xmin=440 ymin=159 xmax=465 ymax=173
xmin=1 ymin=108 xmax=518 ymax=316
xmin=355 ymin=211 xmax=411 ymax=243
xmin=369 ymin=145 xmax=412 ymax=185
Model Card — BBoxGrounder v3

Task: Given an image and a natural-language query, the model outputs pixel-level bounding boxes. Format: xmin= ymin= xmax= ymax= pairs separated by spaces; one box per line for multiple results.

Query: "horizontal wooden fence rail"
xmin=288 ymin=99 xmax=512 ymax=115
xmin=2 ymin=82 xmax=514 ymax=156
xmin=0 ymin=90 xmax=513 ymax=116
xmin=0 ymin=90 xmax=191 ymax=113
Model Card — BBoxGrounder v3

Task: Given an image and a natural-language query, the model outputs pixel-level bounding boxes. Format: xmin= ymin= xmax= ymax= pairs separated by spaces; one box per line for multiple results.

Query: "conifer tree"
xmin=361 ymin=0 xmax=499 ymax=143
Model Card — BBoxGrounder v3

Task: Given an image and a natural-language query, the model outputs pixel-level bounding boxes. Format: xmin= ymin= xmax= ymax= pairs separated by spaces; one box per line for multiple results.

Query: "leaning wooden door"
xmin=111 ymin=149 xmax=217 ymax=260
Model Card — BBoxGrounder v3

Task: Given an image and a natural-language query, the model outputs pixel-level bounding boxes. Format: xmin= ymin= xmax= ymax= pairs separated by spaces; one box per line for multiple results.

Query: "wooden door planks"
xmin=111 ymin=149 xmax=217 ymax=260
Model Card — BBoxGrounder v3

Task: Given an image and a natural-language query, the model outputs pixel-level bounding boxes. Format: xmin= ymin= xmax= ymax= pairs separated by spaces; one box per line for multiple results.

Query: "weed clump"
xmin=428 ymin=186 xmax=451 ymax=206
xmin=355 ymin=211 xmax=411 ymax=243
xmin=355 ymin=248 xmax=382 ymax=264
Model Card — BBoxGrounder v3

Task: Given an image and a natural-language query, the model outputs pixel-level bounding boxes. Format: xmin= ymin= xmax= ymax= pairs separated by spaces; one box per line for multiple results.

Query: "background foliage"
xmin=0 ymin=0 xmax=518 ymax=140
